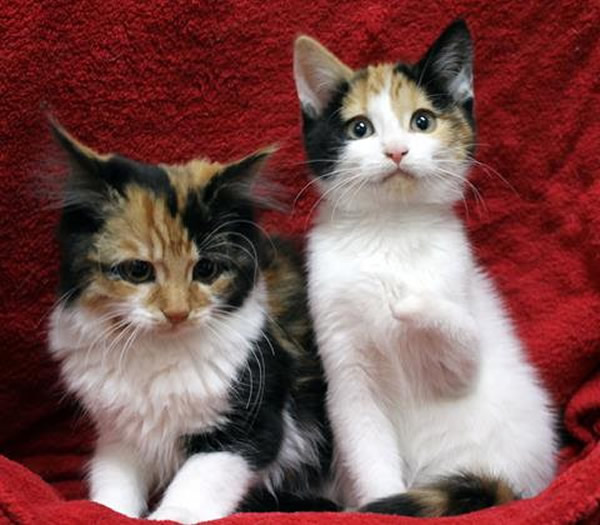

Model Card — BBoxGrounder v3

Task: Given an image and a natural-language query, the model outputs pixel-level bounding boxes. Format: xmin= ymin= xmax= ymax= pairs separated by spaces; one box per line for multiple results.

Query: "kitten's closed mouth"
xmin=380 ymin=169 xmax=415 ymax=184
xmin=156 ymin=322 xmax=190 ymax=335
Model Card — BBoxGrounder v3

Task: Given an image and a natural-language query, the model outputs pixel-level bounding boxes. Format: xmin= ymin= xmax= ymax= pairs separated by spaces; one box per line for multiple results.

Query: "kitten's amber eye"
xmin=346 ymin=117 xmax=375 ymax=139
xmin=410 ymin=110 xmax=437 ymax=133
xmin=113 ymin=260 xmax=155 ymax=284
xmin=193 ymin=258 xmax=220 ymax=283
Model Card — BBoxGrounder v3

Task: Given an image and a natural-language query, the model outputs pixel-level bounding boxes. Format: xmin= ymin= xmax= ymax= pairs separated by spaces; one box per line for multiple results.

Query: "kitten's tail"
xmin=360 ymin=473 xmax=517 ymax=517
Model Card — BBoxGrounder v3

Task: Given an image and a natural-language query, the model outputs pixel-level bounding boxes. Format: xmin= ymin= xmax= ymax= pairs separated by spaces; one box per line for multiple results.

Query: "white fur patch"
xmin=148 ymin=452 xmax=255 ymax=523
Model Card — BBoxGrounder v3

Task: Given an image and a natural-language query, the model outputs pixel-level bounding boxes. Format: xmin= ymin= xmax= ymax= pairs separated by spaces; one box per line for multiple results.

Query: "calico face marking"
xmin=294 ymin=20 xmax=476 ymax=208
xmin=52 ymin=123 xmax=272 ymax=334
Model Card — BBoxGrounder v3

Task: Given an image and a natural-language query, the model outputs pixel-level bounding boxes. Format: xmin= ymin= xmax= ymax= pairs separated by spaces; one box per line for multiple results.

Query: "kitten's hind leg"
xmin=147 ymin=451 xmax=256 ymax=523
xmin=89 ymin=441 xmax=150 ymax=518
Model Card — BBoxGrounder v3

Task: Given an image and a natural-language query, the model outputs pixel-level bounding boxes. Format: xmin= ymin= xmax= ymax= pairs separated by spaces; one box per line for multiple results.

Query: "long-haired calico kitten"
xmin=47 ymin=124 xmax=331 ymax=523
xmin=293 ymin=20 xmax=557 ymax=517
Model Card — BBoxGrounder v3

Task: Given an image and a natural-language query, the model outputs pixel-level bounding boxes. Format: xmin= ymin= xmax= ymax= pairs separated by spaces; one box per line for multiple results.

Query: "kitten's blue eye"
xmin=193 ymin=258 xmax=221 ymax=283
xmin=346 ymin=117 xmax=375 ymax=139
xmin=112 ymin=260 xmax=155 ymax=284
xmin=410 ymin=110 xmax=437 ymax=133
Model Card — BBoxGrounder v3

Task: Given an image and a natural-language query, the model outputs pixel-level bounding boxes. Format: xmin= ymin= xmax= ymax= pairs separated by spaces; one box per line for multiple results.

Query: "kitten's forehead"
xmin=96 ymin=160 xmax=227 ymax=263
xmin=342 ymin=64 xmax=432 ymax=120
xmin=100 ymin=184 xmax=196 ymax=263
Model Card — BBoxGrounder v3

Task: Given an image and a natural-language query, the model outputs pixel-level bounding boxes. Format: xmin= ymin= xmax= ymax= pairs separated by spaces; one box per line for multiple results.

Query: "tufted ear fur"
xmin=417 ymin=19 xmax=474 ymax=106
xmin=293 ymin=35 xmax=353 ymax=118
xmin=50 ymin=119 xmax=108 ymax=171
xmin=49 ymin=119 xmax=115 ymax=211
xmin=203 ymin=147 xmax=276 ymax=204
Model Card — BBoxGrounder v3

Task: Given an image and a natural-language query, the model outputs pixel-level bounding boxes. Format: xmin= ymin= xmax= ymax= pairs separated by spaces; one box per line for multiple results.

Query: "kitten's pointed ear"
xmin=418 ymin=19 xmax=474 ymax=105
xmin=294 ymin=36 xmax=353 ymax=118
xmin=205 ymin=146 xmax=276 ymax=202
xmin=49 ymin=119 xmax=113 ymax=209
xmin=219 ymin=146 xmax=276 ymax=186
xmin=50 ymin=119 xmax=107 ymax=175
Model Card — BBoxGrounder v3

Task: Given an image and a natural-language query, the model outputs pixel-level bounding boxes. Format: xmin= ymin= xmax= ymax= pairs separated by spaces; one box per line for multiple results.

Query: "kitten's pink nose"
xmin=385 ymin=148 xmax=408 ymax=164
xmin=163 ymin=310 xmax=189 ymax=325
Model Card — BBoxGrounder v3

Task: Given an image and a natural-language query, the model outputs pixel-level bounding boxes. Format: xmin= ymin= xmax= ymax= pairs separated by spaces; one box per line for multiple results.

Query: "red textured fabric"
xmin=1 ymin=1 xmax=599 ymax=524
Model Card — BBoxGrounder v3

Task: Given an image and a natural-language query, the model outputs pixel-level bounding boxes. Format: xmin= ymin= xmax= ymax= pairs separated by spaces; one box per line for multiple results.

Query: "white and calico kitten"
xmin=294 ymin=20 xmax=557 ymax=516
xmin=47 ymin=124 xmax=331 ymax=523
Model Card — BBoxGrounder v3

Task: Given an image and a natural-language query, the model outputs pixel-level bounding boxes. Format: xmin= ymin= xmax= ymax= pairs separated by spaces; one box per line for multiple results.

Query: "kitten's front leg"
xmin=390 ymin=290 xmax=480 ymax=394
xmin=147 ymin=451 xmax=255 ymax=523
xmin=322 ymin=332 xmax=406 ymax=507
xmin=89 ymin=440 xmax=150 ymax=518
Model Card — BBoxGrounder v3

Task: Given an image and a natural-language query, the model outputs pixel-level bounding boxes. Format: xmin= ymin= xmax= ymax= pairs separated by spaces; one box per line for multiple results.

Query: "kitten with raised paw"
xmin=294 ymin=19 xmax=557 ymax=517
xmin=47 ymin=123 xmax=332 ymax=522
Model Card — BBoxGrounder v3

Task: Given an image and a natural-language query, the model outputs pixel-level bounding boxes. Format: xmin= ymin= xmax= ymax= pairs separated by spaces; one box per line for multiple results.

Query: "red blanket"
xmin=1 ymin=1 xmax=599 ymax=523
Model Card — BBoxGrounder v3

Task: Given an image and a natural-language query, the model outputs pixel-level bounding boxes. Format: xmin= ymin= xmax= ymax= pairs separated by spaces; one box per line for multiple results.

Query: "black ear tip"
xmin=445 ymin=18 xmax=472 ymax=41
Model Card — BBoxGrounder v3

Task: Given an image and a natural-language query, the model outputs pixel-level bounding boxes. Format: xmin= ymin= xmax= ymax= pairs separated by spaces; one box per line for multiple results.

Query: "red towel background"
xmin=1 ymin=1 xmax=599 ymax=523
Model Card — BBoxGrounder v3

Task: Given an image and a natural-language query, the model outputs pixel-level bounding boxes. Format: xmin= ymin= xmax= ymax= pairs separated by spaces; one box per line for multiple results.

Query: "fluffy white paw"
xmin=147 ymin=505 xmax=202 ymax=523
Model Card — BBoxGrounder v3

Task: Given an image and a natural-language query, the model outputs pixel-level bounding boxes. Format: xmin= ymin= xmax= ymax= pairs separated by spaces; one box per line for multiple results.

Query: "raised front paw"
xmin=389 ymin=293 xmax=430 ymax=324
xmin=147 ymin=505 xmax=202 ymax=524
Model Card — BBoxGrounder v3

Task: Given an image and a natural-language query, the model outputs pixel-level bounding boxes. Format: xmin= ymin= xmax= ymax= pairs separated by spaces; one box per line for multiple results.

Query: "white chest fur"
xmin=308 ymin=205 xmax=471 ymax=365
xmin=48 ymin=284 xmax=267 ymax=484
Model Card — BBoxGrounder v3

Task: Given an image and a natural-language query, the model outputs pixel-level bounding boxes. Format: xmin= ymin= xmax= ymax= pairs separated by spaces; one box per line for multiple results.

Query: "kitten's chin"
xmin=320 ymin=177 xmax=464 ymax=214
xmin=152 ymin=322 xmax=202 ymax=338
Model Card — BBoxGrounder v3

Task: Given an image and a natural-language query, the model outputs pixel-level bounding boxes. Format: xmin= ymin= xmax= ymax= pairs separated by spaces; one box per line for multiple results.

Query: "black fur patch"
xmin=238 ymin=488 xmax=340 ymax=513
xmin=57 ymin=205 xmax=104 ymax=302
xmin=301 ymin=80 xmax=349 ymax=180
xmin=362 ymin=493 xmax=428 ymax=516
xmin=439 ymin=473 xmax=514 ymax=516
xmin=102 ymin=155 xmax=178 ymax=217
xmin=185 ymin=330 xmax=291 ymax=469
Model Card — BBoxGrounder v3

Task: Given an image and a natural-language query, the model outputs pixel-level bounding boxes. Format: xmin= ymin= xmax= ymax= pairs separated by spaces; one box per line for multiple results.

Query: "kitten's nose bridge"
xmin=159 ymin=283 xmax=191 ymax=325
